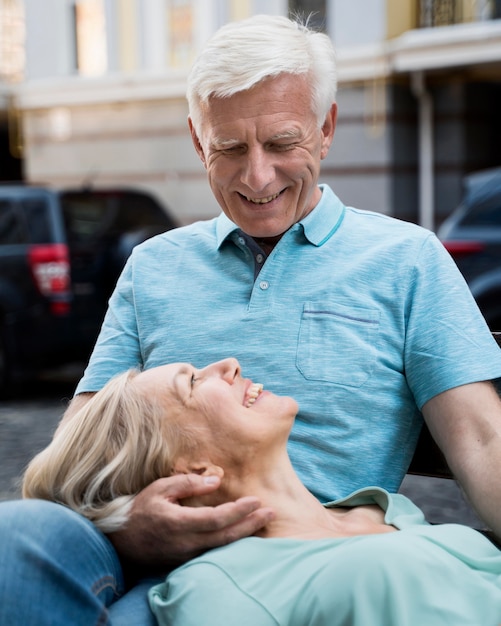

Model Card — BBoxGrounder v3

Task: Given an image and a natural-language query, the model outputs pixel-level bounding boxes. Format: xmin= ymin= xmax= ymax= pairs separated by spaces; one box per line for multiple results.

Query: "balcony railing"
xmin=419 ymin=0 xmax=501 ymax=27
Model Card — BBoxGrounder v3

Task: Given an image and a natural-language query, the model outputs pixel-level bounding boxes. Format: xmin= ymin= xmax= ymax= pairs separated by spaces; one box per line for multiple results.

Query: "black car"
xmin=438 ymin=167 xmax=501 ymax=331
xmin=0 ymin=185 xmax=178 ymax=394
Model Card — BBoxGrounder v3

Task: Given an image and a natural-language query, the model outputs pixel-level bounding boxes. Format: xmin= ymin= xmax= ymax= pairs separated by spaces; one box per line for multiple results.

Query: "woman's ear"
xmin=173 ymin=457 xmax=224 ymax=479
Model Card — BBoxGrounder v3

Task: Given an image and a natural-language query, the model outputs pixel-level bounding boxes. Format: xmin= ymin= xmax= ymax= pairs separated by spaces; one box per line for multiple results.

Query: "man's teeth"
xmin=246 ymin=192 xmax=280 ymax=204
xmin=245 ymin=383 xmax=263 ymax=407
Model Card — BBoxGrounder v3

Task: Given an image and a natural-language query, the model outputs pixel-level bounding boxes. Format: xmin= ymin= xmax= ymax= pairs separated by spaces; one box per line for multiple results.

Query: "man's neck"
xmin=252 ymin=234 xmax=283 ymax=255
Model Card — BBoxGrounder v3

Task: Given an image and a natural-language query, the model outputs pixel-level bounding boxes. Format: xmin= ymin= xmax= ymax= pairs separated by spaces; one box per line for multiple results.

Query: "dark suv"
xmin=0 ymin=186 xmax=178 ymax=394
xmin=438 ymin=167 xmax=501 ymax=330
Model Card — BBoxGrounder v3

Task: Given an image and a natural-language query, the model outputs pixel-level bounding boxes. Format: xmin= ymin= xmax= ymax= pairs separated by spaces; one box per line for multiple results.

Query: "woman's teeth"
xmin=245 ymin=383 xmax=263 ymax=407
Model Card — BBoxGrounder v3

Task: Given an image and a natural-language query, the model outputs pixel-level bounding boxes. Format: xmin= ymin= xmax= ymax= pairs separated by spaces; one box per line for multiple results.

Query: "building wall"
xmin=14 ymin=0 xmax=501 ymax=228
xmin=329 ymin=0 xmax=386 ymax=47
xmin=24 ymin=0 xmax=76 ymax=80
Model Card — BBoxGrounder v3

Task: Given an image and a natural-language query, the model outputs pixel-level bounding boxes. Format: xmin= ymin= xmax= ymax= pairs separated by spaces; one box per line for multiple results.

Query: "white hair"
xmin=187 ymin=14 xmax=337 ymax=135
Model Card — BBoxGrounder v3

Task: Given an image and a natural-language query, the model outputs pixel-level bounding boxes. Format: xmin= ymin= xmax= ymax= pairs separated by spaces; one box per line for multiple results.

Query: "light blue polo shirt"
xmin=76 ymin=185 xmax=501 ymax=500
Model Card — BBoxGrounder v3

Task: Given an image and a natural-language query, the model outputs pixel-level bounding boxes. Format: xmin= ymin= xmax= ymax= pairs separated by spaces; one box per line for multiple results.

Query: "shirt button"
xmin=238 ymin=236 xmax=245 ymax=245
xmin=259 ymin=280 xmax=269 ymax=290
xmin=256 ymin=254 xmax=264 ymax=263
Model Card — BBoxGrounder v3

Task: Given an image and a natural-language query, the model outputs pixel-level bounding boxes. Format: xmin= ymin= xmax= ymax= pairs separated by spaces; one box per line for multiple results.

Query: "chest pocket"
xmin=296 ymin=302 xmax=380 ymax=387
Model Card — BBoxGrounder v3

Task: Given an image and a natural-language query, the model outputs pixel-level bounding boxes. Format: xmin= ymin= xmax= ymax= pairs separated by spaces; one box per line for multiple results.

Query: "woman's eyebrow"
xmin=173 ymin=365 xmax=191 ymax=402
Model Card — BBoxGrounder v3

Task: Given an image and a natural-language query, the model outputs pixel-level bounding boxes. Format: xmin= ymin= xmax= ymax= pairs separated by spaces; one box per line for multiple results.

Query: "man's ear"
xmin=188 ymin=117 xmax=207 ymax=168
xmin=320 ymin=102 xmax=337 ymax=160
xmin=173 ymin=456 xmax=224 ymax=479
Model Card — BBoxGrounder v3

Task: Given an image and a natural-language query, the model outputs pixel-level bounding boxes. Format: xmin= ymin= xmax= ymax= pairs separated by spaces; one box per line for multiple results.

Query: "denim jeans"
xmin=0 ymin=499 xmax=161 ymax=626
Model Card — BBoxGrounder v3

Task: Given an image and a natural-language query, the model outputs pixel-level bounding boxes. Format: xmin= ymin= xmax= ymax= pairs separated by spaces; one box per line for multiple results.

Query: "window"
xmin=419 ymin=0 xmax=458 ymax=26
xmin=21 ymin=197 xmax=52 ymax=244
xmin=73 ymin=0 xmax=108 ymax=76
xmin=419 ymin=0 xmax=500 ymax=26
xmin=0 ymin=200 xmax=24 ymax=244
xmin=0 ymin=0 xmax=25 ymax=82
xmin=60 ymin=190 xmax=175 ymax=244
xmin=462 ymin=196 xmax=501 ymax=227
xmin=169 ymin=0 xmax=195 ymax=67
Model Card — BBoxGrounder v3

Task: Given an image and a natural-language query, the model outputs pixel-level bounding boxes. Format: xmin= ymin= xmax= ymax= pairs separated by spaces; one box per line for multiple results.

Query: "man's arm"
xmin=422 ymin=381 xmax=501 ymax=537
xmin=56 ymin=394 xmax=273 ymax=567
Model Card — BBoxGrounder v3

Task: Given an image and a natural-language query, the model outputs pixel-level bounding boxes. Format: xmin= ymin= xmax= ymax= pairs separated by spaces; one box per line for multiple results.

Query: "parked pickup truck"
xmin=0 ymin=185 xmax=178 ymax=395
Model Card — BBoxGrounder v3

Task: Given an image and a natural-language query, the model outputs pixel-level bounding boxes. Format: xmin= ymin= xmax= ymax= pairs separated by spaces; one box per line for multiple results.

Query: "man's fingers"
xmin=112 ymin=476 xmax=275 ymax=566
xmin=172 ymin=496 xmax=273 ymax=532
xmin=148 ymin=473 xmax=223 ymax=501
xmin=200 ymin=505 xmax=275 ymax=550
xmin=169 ymin=501 xmax=275 ymax=558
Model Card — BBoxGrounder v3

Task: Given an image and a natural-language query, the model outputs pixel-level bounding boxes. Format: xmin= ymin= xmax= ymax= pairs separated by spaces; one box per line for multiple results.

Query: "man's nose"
xmin=241 ymin=148 xmax=275 ymax=191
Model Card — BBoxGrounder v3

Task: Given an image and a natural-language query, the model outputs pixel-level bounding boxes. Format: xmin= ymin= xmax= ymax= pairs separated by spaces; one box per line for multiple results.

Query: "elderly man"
xmin=2 ymin=14 xmax=501 ymax=626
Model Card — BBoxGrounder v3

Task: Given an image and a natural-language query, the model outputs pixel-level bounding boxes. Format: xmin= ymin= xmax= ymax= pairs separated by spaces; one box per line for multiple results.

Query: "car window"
xmin=60 ymin=191 xmax=174 ymax=243
xmin=461 ymin=195 xmax=501 ymax=227
xmin=20 ymin=197 xmax=53 ymax=243
xmin=0 ymin=199 xmax=26 ymax=244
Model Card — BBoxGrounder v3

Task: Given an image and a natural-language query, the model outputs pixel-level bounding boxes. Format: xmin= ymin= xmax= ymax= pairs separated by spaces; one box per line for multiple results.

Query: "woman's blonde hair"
xmin=22 ymin=370 xmax=189 ymax=533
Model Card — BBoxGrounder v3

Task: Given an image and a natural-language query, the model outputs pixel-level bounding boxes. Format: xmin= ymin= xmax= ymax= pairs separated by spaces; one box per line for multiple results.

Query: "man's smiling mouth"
xmin=244 ymin=192 xmax=281 ymax=205
xmin=245 ymin=383 xmax=264 ymax=407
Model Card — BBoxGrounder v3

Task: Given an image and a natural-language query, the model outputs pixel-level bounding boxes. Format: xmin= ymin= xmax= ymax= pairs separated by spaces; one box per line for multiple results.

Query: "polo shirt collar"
xmin=216 ymin=184 xmax=345 ymax=248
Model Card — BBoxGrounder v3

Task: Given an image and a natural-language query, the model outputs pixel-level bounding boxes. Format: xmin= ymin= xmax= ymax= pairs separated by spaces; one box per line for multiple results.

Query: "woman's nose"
xmin=204 ymin=358 xmax=241 ymax=382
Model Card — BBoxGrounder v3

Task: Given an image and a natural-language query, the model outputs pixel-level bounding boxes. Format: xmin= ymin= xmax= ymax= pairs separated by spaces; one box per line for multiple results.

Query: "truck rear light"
xmin=28 ymin=244 xmax=71 ymax=315
xmin=442 ymin=240 xmax=485 ymax=258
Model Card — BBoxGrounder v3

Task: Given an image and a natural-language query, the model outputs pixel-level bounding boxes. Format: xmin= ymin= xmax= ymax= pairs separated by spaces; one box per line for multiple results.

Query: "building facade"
xmin=2 ymin=0 xmax=501 ymax=228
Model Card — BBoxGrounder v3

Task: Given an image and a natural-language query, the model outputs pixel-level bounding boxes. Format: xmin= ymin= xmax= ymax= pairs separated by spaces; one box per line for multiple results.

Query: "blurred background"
xmin=1 ymin=0 xmax=500 ymax=226
xmin=1 ymin=0 xmax=501 ymax=524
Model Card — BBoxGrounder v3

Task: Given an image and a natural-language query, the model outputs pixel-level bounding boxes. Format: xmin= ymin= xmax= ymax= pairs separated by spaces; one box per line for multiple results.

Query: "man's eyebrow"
xmin=269 ymin=129 xmax=301 ymax=140
xmin=211 ymin=137 xmax=241 ymax=149
xmin=211 ymin=129 xmax=301 ymax=149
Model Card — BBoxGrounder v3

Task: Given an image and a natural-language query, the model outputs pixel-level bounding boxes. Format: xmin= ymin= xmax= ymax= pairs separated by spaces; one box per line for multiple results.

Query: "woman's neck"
xmin=182 ymin=455 xmax=393 ymax=540
xmin=217 ymin=458 xmax=394 ymax=540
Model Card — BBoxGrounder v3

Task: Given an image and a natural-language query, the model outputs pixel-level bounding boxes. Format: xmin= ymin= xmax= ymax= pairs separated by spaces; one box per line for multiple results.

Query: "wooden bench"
xmin=408 ymin=331 xmax=501 ymax=479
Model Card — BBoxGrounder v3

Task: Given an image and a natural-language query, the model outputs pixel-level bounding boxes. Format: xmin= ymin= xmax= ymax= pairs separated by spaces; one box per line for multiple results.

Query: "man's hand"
xmin=108 ymin=474 xmax=274 ymax=568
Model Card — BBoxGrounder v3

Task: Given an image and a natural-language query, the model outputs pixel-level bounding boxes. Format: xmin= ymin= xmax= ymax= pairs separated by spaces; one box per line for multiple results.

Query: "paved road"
xmin=0 ymin=377 xmax=74 ymax=501
xmin=0 ymin=374 xmax=485 ymax=530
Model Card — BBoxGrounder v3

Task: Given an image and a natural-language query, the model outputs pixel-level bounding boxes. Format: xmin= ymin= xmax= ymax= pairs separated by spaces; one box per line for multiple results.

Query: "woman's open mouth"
xmin=244 ymin=383 xmax=264 ymax=407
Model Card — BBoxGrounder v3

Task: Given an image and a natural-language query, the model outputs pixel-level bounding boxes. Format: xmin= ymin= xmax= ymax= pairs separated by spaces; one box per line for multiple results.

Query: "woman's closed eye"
xmin=190 ymin=373 xmax=199 ymax=388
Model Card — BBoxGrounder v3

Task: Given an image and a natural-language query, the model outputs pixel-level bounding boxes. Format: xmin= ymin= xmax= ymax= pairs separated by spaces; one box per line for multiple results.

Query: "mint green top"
xmin=149 ymin=488 xmax=501 ymax=626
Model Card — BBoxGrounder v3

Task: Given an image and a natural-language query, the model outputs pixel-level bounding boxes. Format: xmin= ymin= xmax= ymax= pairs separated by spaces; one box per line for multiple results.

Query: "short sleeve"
xmin=404 ymin=234 xmax=501 ymax=408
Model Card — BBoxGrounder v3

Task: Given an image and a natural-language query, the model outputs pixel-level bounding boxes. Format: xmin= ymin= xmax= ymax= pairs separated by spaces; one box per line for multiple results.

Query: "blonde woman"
xmin=23 ymin=358 xmax=501 ymax=626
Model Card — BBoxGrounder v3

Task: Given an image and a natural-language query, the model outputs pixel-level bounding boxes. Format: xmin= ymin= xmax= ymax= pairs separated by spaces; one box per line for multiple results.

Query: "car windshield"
xmin=60 ymin=190 xmax=175 ymax=243
xmin=461 ymin=195 xmax=501 ymax=227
